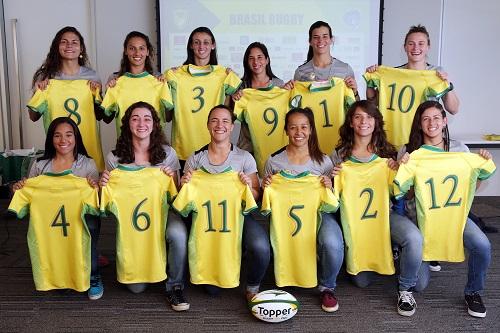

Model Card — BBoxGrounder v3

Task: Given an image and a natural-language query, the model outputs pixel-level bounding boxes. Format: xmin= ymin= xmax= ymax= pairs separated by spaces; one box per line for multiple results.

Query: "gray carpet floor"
xmin=1 ymin=197 xmax=499 ymax=332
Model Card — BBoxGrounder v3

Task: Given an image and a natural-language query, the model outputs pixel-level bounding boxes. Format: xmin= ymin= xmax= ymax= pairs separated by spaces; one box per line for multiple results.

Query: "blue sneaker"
xmin=88 ymin=275 xmax=104 ymax=300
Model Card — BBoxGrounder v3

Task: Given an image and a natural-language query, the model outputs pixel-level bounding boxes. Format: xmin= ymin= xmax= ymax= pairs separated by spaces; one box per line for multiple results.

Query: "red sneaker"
xmin=320 ymin=290 xmax=339 ymax=312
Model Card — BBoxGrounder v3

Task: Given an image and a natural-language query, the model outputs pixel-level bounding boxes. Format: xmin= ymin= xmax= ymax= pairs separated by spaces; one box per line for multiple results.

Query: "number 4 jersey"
xmin=394 ymin=146 xmax=496 ymax=261
xmin=100 ymin=166 xmax=178 ymax=284
xmin=8 ymin=171 xmax=99 ymax=291
xmin=172 ymin=168 xmax=257 ymax=288
xmin=261 ymin=171 xmax=339 ymax=287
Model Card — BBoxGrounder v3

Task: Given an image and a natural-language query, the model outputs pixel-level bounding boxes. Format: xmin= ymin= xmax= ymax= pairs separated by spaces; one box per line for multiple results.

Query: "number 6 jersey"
xmin=8 ymin=172 xmax=99 ymax=291
xmin=100 ymin=166 xmax=178 ymax=284
xmin=394 ymin=146 xmax=496 ymax=261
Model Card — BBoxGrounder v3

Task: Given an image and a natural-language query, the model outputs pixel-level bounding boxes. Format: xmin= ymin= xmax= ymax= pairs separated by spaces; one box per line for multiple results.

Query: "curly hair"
xmin=117 ymin=31 xmax=155 ymax=77
xmin=406 ymin=100 xmax=450 ymax=154
xmin=336 ymin=100 xmax=397 ymax=161
xmin=183 ymin=27 xmax=218 ymax=65
xmin=113 ymin=101 xmax=168 ymax=165
xmin=32 ymin=26 xmax=89 ymax=88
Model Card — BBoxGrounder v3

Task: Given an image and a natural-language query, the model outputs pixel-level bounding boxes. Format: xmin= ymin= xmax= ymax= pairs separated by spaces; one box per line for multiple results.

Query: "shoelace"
xmin=399 ymin=291 xmax=416 ymax=306
xmin=173 ymin=289 xmax=187 ymax=304
xmin=469 ymin=293 xmax=482 ymax=305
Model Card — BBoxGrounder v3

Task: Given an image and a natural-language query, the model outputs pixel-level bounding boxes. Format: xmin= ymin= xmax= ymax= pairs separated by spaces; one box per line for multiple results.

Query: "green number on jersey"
xmin=288 ymin=205 xmax=304 ymax=237
xmin=425 ymin=175 xmax=462 ymax=209
xmin=360 ymin=188 xmax=378 ymax=219
xmin=387 ymin=83 xmax=415 ymax=113
xmin=132 ymin=198 xmax=151 ymax=231
xmin=64 ymin=97 xmax=81 ymax=125
xmin=51 ymin=205 xmax=70 ymax=237
xmin=192 ymin=86 xmax=205 ymax=113
xmin=263 ymin=107 xmax=278 ymax=135
xmin=319 ymin=99 xmax=333 ymax=127
xmin=202 ymin=199 xmax=230 ymax=233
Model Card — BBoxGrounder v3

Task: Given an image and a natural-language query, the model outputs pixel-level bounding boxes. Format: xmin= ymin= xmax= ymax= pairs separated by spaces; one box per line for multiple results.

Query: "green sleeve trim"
xmin=243 ymin=204 xmax=258 ymax=215
xmin=27 ymin=100 xmax=48 ymax=115
xmin=363 ymin=76 xmax=380 ymax=89
xmin=173 ymin=201 xmax=196 ymax=218
xmin=393 ymin=178 xmax=413 ymax=199
xmin=8 ymin=206 xmax=29 ymax=219
xmin=225 ymin=82 xmax=240 ymax=96
xmin=82 ymin=203 xmax=100 ymax=218
xmin=319 ymin=201 xmax=339 ymax=213
xmin=260 ymin=209 xmax=271 ymax=217
xmin=100 ymin=201 xmax=118 ymax=218
xmin=478 ymin=168 xmax=496 ymax=181
xmin=426 ymin=85 xmax=451 ymax=100
xmin=103 ymin=103 xmax=119 ymax=117
xmin=344 ymin=95 xmax=356 ymax=112
xmin=160 ymin=98 xmax=174 ymax=112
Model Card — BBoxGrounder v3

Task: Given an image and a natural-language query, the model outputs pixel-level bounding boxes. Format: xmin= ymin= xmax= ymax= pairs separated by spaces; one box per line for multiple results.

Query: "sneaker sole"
xmin=397 ymin=307 xmax=415 ymax=317
xmin=467 ymin=308 xmax=486 ymax=318
xmin=88 ymin=291 xmax=103 ymax=300
xmin=429 ymin=266 xmax=441 ymax=272
xmin=171 ymin=303 xmax=190 ymax=312
xmin=321 ymin=303 xmax=339 ymax=312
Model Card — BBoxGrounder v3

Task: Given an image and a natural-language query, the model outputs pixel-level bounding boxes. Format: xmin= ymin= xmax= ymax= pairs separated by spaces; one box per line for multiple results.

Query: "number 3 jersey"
xmin=100 ymin=166 xmax=178 ymax=284
xmin=8 ymin=172 xmax=99 ymax=291
xmin=172 ymin=168 xmax=257 ymax=288
xmin=394 ymin=146 xmax=496 ymax=261
xmin=334 ymin=156 xmax=396 ymax=275
xmin=261 ymin=171 xmax=339 ymax=287
xmin=27 ymin=79 xmax=105 ymax=171
xmin=363 ymin=66 xmax=451 ymax=147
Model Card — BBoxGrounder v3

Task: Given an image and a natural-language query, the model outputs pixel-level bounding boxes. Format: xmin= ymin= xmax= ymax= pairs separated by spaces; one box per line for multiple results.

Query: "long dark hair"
xmin=117 ymin=31 xmax=155 ymax=76
xmin=336 ymin=100 xmax=396 ymax=161
xmin=113 ymin=101 xmax=168 ymax=165
xmin=40 ymin=117 xmax=89 ymax=161
xmin=305 ymin=21 xmax=333 ymax=63
xmin=32 ymin=26 xmax=89 ymax=88
xmin=285 ymin=107 xmax=324 ymax=164
xmin=241 ymin=42 xmax=278 ymax=88
xmin=183 ymin=27 xmax=218 ymax=65
xmin=406 ymin=100 xmax=450 ymax=153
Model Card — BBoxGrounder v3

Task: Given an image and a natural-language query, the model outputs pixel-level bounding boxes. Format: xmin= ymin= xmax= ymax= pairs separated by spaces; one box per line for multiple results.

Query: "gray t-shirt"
xmin=184 ymin=144 xmax=257 ymax=174
xmin=294 ymin=57 xmax=355 ymax=81
xmin=106 ymin=145 xmax=180 ymax=171
xmin=55 ymin=66 xmax=101 ymax=84
xmin=264 ymin=147 xmax=333 ymax=177
xmin=28 ymin=154 xmax=99 ymax=182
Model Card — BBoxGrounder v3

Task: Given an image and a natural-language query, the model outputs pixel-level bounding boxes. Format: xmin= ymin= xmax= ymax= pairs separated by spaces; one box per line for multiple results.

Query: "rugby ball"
xmin=249 ymin=289 xmax=299 ymax=323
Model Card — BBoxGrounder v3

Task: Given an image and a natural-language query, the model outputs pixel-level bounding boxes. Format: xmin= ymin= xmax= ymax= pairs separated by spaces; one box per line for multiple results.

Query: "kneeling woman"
xmin=99 ymin=101 xmax=189 ymax=312
xmin=263 ymin=107 xmax=343 ymax=313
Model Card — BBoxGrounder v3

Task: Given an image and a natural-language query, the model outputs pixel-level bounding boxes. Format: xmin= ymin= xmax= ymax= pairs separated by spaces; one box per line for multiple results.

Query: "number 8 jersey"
xmin=100 ymin=166 xmax=178 ymax=284
xmin=394 ymin=146 xmax=496 ymax=261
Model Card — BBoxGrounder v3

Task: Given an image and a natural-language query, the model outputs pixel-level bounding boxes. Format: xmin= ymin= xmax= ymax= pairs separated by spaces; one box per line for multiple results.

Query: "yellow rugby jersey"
xmin=165 ymin=65 xmax=242 ymax=160
xmin=8 ymin=171 xmax=99 ymax=291
xmin=27 ymin=79 xmax=105 ymax=171
xmin=172 ymin=168 xmax=257 ymax=288
xmin=100 ymin=166 xmax=178 ymax=284
xmin=334 ymin=156 xmax=395 ymax=275
xmin=290 ymin=79 xmax=355 ymax=154
xmin=394 ymin=146 xmax=496 ymax=261
xmin=233 ymin=86 xmax=290 ymax=175
xmin=100 ymin=72 xmax=173 ymax=135
xmin=261 ymin=171 xmax=339 ymax=287
xmin=363 ymin=66 xmax=451 ymax=147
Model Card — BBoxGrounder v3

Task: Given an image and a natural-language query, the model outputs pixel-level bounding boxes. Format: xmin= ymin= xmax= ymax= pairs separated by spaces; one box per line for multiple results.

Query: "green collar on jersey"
xmin=279 ymin=170 xmax=310 ymax=178
xmin=124 ymin=71 xmax=150 ymax=78
xmin=421 ymin=144 xmax=445 ymax=152
xmin=348 ymin=154 xmax=379 ymax=163
xmin=255 ymin=84 xmax=275 ymax=91
xmin=199 ymin=166 xmax=233 ymax=174
xmin=308 ymin=78 xmax=335 ymax=92
xmin=117 ymin=164 xmax=146 ymax=171
xmin=44 ymin=169 xmax=73 ymax=177
xmin=187 ymin=64 xmax=214 ymax=76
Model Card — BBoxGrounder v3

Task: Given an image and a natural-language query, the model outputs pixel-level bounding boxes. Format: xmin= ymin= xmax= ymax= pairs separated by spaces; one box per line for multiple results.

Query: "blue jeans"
xmin=417 ymin=218 xmax=491 ymax=295
xmin=243 ymin=212 xmax=271 ymax=292
xmin=127 ymin=210 xmax=188 ymax=293
xmin=317 ymin=212 xmax=344 ymax=291
xmin=350 ymin=211 xmax=423 ymax=290
xmin=85 ymin=214 xmax=101 ymax=278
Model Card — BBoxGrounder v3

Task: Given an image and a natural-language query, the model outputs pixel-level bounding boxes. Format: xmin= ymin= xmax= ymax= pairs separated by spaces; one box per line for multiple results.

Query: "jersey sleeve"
xmin=80 ymin=185 xmax=100 ymax=217
xmin=260 ymin=185 xmax=272 ymax=216
xmin=100 ymin=85 xmax=119 ymax=117
xmin=424 ymin=72 xmax=451 ymax=99
xmin=393 ymin=159 xmax=417 ymax=199
xmin=158 ymin=82 xmax=174 ymax=113
xmin=7 ymin=181 xmax=34 ymax=219
xmin=162 ymin=174 xmax=178 ymax=204
xmin=333 ymin=173 xmax=343 ymax=198
xmin=241 ymin=183 xmax=257 ymax=215
xmin=171 ymin=183 xmax=196 ymax=217
xmin=467 ymin=154 xmax=497 ymax=181
xmin=26 ymin=89 xmax=48 ymax=115
xmin=99 ymin=183 xmax=114 ymax=217
xmin=233 ymin=93 xmax=247 ymax=122
xmin=223 ymin=70 xmax=242 ymax=95
xmin=92 ymin=86 xmax=103 ymax=105
xmin=319 ymin=186 xmax=339 ymax=213
xmin=363 ymin=71 xmax=381 ymax=90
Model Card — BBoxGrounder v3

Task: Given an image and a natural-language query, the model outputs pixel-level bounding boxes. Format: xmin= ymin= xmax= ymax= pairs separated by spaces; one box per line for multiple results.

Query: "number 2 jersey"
xmin=172 ymin=168 xmax=257 ymax=288
xmin=363 ymin=66 xmax=451 ymax=147
xmin=261 ymin=171 xmax=339 ymax=287
xmin=165 ymin=65 xmax=242 ymax=160
xmin=290 ymin=79 xmax=355 ymax=155
xmin=27 ymin=79 xmax=105 ymax=171
xmin=8 ymin=172 xmax=99 ymax=291
xmin=394 ymin=145 xmax=496 ymax=261
xmin=334 ymin=156 xmax=396 ymax=275
xmin=233 ymin=86 xmax=289 ymax=176
xmin=100 ymin=166 xmax=178 ymax=284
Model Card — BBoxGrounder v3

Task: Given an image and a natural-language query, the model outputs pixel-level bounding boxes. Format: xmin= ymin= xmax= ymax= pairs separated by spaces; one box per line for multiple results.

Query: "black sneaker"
xmin=465 ymin=293 xmax=486 ymax=318
xmin=167 ymin=287 xmax=190 ymax=311
xmin=397 ymin=290 xmax=416 ymax=316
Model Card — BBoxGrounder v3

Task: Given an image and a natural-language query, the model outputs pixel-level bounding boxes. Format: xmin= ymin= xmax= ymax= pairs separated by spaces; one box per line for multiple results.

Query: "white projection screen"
xmin=158 ymin=0 xmax=382 ymax=97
